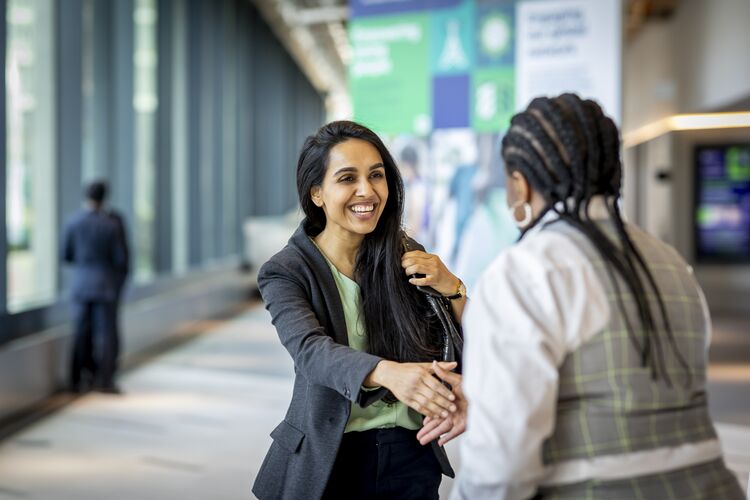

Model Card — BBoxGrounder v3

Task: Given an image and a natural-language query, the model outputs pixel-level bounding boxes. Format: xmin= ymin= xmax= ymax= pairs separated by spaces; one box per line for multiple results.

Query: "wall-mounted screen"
xmin=694 ymin=145 xmax=750 ymax=262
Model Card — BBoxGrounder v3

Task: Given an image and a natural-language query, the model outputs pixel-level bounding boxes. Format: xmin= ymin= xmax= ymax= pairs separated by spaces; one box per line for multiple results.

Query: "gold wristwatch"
xmin=445 ymin=279 xmax=466 ymax=300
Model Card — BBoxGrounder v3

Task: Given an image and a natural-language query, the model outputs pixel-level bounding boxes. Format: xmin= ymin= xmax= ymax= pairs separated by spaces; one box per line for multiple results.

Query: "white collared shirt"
xmin=451 ymin=198 xmax=720 ymax=500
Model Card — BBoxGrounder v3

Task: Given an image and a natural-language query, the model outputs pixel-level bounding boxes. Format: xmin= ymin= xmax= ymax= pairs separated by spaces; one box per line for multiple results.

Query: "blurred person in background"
xmin=61 ymin=181 xmax=129 ymax=394
xmin=419 ymin=94 xmax=744 ymax=500
xmin=253 ymin=121 xmax=467 ymax=500
xmin=398 ymin=144 xmax=429 ymax=242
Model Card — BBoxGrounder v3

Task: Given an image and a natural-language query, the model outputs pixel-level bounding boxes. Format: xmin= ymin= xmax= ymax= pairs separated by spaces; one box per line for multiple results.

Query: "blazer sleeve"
xmin=259 ymin=259 xmax=385 ymax=404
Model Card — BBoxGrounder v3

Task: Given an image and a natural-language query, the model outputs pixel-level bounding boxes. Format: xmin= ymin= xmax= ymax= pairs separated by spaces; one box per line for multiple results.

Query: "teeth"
xmin=351 ymin=204 xmax=374 ymax=213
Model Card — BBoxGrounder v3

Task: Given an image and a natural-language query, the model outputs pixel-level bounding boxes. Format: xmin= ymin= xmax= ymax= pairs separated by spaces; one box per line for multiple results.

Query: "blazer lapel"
xmin=290 ymin=225 xmax=351 ymax=347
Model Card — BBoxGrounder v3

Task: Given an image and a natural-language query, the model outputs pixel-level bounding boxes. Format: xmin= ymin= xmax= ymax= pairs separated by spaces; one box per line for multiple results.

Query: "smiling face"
xmin=310 ymin=138 xmax=389 ymax=241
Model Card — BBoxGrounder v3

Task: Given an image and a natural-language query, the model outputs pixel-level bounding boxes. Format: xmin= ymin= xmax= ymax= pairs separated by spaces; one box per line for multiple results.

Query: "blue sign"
xmin=695 ymin=145 xmax=750 ymax=262
xmin=432 ymin=74 xmax=470 ymax=129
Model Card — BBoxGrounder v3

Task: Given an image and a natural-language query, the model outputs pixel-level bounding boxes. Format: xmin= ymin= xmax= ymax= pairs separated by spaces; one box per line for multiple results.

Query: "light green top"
xmin=315 ymin=240 xmax=422 ymax=433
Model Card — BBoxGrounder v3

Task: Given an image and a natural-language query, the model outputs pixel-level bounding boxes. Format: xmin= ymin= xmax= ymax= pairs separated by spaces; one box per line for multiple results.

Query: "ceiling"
xmin=252 ymin=0 xmax=351 ymax=118
xmin=251 ymin=0 xmax=682 ymax=119
xmin=625 ymin=0 xmax=680 ymax=37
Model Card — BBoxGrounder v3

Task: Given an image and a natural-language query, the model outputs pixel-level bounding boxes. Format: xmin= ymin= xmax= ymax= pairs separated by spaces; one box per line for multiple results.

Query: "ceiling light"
xmin=623 ymin=112 xmax=750 ymax=148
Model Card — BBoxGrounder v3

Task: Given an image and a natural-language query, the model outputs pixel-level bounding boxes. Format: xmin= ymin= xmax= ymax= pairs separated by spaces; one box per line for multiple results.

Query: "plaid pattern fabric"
xmin=542 ymin=222 xmax=718 ymax=464
xmin=535 ymin=458 xmax=744 ymax=499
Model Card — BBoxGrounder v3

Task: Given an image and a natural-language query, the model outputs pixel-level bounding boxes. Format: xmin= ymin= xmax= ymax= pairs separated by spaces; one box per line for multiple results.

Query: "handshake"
xmin=417 ymin=361 xmax=467 ymax=447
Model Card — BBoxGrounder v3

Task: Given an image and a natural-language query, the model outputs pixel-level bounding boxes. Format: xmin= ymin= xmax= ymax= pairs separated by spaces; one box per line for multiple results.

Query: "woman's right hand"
xmin=417 ymin=361 xmax=466 ymax=446
xmin=365 ymin=360 xmax=458 ymax=419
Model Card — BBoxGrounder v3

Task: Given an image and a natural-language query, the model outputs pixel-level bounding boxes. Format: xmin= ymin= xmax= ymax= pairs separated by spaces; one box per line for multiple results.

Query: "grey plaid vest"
xmin=542 ymin=221 xmax=718 ymax=465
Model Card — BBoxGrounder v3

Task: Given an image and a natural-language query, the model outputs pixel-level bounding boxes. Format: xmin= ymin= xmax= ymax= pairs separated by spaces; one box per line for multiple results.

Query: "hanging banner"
xmin=348 ymin=0 xmax=622 ymax=288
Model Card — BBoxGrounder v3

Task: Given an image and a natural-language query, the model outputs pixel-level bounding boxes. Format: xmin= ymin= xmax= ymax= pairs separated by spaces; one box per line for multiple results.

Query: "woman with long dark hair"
xmin=420 ymin=94 xmax=743 ymax=499
xmin=252 ymin=120 xmax=467 ymax=500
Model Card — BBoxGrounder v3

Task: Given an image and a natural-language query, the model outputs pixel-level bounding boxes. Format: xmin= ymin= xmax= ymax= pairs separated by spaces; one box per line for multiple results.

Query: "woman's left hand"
xmin=401 ymin=250 xmax=460 ymax=297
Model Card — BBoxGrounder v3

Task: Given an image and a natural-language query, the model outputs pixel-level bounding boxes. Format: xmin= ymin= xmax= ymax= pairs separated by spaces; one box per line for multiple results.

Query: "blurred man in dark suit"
xmin=62 ymin=181 xmax=129 ymax=394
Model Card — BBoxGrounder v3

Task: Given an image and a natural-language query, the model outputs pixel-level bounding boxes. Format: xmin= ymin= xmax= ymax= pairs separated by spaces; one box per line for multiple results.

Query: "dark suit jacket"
xmin=62 ymin=208 xmax=128 ymax=302
xmin=252 ymin=222 xmax=454 ymax=500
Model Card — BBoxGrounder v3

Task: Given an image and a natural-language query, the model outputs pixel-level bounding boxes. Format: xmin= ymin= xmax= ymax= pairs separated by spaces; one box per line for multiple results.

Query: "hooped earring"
xmin=511 ymin=200 xmax=533 ymax=229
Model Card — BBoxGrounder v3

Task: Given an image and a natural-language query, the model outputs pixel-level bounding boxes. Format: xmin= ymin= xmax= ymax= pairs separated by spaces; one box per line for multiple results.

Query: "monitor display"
xmin=694 ymin=145 xmax=750 ymax=262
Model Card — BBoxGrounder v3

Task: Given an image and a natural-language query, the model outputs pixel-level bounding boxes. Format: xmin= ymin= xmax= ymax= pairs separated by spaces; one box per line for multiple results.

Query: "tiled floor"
xmin=0 ymin=303 xmax=747 ymax=499
xmin=0 ymin=303 xmax=293 ymax=500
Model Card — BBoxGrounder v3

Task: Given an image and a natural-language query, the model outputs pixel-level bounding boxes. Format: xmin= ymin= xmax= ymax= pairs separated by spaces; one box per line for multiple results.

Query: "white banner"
xmin=516 ymin=0 xmax=622 ymax=123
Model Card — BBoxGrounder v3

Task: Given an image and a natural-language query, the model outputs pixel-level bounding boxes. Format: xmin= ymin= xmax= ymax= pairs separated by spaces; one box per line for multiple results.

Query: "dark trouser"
xmin=70 ymin=300 xmax=118 ymax=389
xmin=323 ymin=427 xmax=442 ymax=500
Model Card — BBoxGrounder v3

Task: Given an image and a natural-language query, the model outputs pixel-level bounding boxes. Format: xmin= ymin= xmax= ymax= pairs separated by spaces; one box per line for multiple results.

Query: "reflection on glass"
xmin=5 ymin=0 xmax=56 ymax=312
xmin=133 ymin=0 xmax=158 ymax=281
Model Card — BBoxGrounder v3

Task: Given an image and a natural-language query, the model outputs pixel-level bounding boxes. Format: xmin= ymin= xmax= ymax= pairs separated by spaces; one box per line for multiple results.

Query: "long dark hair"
xmin=297 ymin=120 xmax=441 ymax=362
xmin=502 ymin=94 xmax=690 ymax=387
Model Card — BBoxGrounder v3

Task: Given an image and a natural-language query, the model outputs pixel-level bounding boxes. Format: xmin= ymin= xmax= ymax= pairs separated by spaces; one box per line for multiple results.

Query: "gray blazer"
xmin=252 ymin=223 xmax=454 ymax=500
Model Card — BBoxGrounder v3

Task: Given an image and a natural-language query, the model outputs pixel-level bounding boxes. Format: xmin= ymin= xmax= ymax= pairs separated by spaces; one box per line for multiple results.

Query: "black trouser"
xmin=70 ymin=300 xmax=118 ymax=389
xmin=323 ymin=427 xmax=442 ymax=500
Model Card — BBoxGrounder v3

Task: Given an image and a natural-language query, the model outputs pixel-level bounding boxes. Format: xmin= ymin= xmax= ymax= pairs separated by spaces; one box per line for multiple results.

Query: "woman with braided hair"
xmin=419 ymin=94 xmax=743 ymax=499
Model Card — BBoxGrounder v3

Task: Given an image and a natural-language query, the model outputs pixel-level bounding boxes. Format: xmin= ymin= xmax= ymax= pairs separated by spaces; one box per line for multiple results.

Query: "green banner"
xmin=472 ymin=67 xmax=515 ymax=132
xmin=349 ymin=14 xmax=431 ymax=135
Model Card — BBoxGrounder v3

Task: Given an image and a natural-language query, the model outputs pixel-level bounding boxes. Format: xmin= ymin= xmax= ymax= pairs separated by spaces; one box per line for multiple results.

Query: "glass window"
xmin=81 ymin=0 xmax=104 ymax=182
xmin=133 ymin=0 xmax=158 ymax=281
xmin=170 ymin=0 xmax=189 ymax=275
xmin=5 ymin=0 xmax=57 ymax=312
xmin=221 ymin=3 xmax=238 ymax=259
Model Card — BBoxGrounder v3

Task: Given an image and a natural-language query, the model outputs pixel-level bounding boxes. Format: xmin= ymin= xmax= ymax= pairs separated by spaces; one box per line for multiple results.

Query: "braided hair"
xmin=502 ymin=94 xmax=690 ymax=387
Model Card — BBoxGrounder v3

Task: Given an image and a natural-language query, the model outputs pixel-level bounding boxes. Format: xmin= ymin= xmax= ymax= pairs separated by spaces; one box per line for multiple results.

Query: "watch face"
xmin=458 ymin=282 xmax=467 ymax=297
